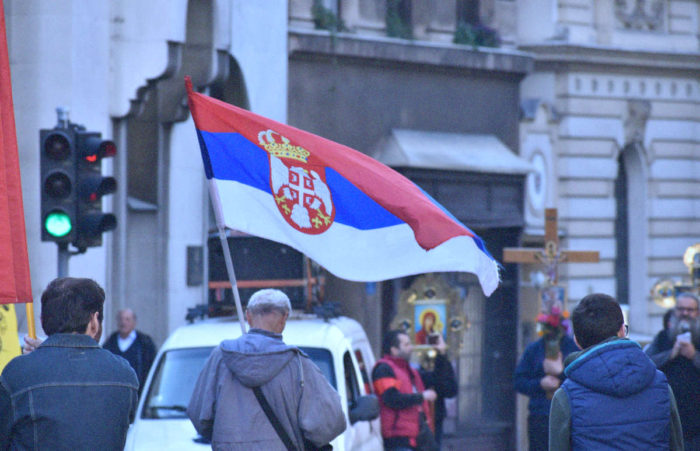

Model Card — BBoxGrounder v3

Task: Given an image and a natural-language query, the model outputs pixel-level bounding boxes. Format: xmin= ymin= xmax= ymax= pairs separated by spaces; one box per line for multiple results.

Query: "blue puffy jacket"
xmin=562 ymin=339 xmax=670 ymax=450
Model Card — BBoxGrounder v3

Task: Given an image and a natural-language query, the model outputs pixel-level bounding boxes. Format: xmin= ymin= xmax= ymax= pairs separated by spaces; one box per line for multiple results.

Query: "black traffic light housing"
xmin=74 ymin=130 xmax=117 ymax=251
xmin=40 ymin=121 xmax=117 ymax=252
xmin=40 ymin=128 xmax=77 ymax=243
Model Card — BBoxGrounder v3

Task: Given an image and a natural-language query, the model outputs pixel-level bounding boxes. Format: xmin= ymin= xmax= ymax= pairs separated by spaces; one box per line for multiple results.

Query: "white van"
xmin=124 ymin=313 xmax=382 ymax=451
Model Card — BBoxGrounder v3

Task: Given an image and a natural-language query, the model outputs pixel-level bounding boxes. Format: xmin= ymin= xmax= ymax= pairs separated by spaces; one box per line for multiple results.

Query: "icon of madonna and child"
xmin=414 ymin=302 xmax=447 ymax=346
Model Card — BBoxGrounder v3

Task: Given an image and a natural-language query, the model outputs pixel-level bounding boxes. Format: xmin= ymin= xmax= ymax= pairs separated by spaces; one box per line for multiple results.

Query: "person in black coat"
xmin=103 ymin=308 xmax=156 ymax=395
xmin=418 ymin=334 xmax=458 ymax=448
xmin=646 ymin=292 xmax=700 ymax=450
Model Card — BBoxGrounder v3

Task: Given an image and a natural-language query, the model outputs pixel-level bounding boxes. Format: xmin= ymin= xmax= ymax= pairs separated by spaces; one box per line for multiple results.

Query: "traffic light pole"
xmin=57 ymin=243 xmax=70 ymax=278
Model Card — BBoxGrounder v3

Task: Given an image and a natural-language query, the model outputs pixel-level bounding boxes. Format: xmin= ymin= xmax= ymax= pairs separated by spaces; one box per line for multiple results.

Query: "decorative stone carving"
xmin=624 ymin=99 xmax=651 ymax=146
xmin=615 ymin=0 xmax=665 ymax=31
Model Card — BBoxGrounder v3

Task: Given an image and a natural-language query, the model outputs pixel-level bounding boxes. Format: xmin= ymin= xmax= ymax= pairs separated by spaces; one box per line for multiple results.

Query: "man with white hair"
xmin=187 ymin=289 xmax=346 ymax=450
xmin=103 ymin=308 xmax=156 ymax=395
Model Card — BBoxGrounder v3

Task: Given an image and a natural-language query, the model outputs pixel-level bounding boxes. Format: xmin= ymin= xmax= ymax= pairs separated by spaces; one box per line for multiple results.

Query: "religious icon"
xmin=414 ymin=300 xmax=447 ymax=345
xmin=391 ymin=274 xmax=468 ymax=365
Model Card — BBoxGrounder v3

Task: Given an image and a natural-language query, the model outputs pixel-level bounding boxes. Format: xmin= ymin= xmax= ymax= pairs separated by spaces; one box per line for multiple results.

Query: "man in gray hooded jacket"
xmin=187 ymin=289 xmax=346 ymax=450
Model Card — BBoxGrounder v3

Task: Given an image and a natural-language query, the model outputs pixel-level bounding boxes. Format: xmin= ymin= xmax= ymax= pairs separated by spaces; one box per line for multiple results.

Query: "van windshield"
xmin=142 ymin=346 xmax=335 ymax=419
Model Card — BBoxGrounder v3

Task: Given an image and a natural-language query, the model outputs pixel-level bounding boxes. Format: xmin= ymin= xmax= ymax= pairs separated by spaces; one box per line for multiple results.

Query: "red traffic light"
xmin=101 ymin=140 xmax=116 ymax=158
xmin=80 ymin=174 xmax=116 ymax=202
xmin=77 ymin=132 xmax=116 ymax=163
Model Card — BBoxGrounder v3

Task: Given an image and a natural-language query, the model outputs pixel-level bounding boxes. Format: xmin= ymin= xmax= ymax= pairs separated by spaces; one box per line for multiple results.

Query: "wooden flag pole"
xmin=209 ymin=181 xmax=247 ymax=335
xmin=186 ymin=80 xmax=245 ymax=334
xmin=25 ymin=303 xmax=36 ymax=339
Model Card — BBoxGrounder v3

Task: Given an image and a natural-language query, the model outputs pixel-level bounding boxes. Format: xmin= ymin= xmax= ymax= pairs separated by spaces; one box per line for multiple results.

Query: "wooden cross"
xmin=503 ymin=208 xmax=599 ymax=284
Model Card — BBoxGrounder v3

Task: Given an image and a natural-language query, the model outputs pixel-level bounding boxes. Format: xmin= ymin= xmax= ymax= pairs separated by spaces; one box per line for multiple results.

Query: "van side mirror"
xmin=349 ymin=395 xmax=380 ymax=424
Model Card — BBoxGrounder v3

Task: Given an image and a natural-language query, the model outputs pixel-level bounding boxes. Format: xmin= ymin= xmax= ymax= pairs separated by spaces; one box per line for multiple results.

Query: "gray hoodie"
xmin=187 ymin=328 xmax=346 ymax=451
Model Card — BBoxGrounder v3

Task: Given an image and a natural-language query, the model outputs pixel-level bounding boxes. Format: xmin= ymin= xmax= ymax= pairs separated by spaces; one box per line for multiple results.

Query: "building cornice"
xmin=289 ymin=29 xmax=534 ymax=77
xmin=518 ymin=43 xmax=700 ymax=75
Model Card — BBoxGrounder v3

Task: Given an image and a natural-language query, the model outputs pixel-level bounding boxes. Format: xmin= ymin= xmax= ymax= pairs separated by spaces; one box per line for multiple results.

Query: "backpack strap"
xmin=252 ymin=386 xmax=298 ymax=451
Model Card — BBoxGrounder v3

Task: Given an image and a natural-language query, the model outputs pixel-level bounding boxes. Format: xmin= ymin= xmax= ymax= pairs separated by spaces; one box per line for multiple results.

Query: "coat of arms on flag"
xmin=261 ymin=130 xmax=334 ymax=234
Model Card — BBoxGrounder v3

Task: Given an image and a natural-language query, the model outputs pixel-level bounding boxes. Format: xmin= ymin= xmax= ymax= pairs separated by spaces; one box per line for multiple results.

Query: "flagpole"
xmin=25 ymin=302 xmax=36 ymax=339
xmin=208 ymin=181 xmax=247 ymax=335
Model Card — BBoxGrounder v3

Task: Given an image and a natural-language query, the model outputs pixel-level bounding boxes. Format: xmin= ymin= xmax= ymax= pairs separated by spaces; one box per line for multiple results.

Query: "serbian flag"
xmin=0 ymin=0 xmax=32 ymax=306
xmin=185 ymin=77 xmax=499 ymax=296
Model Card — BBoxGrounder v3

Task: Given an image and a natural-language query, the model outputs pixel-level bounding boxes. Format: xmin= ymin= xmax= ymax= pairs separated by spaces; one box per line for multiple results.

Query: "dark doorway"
xmin=615 ymin=148 xmax=629 ymax=304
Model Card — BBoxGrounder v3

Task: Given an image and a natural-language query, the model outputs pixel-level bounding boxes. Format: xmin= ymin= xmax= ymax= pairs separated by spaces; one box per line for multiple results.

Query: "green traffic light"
xmin=45 ymin=211 xmax=72 ymax=237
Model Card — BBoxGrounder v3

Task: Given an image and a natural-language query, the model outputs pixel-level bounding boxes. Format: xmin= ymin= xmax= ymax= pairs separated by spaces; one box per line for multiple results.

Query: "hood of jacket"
xmin=564 ymin=338 xmax=657 ymax=398
xmin=219 ymin=328 xmax=302 ymax=387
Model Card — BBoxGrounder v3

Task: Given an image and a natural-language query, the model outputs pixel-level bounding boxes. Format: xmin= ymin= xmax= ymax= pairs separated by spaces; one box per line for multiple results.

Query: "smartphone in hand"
xmin=677 ymin=331 xmax=692 ymax=344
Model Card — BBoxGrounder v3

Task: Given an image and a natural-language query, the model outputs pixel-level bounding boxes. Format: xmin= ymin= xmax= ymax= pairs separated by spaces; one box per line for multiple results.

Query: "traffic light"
xmin=73 ymin=130 xmax=117 ymax=250
xmin=40 ymin=128 xmax=77 ymax=243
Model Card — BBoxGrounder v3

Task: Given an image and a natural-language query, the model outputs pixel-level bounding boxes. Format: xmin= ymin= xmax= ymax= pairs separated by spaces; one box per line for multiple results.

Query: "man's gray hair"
xmin=246 ymin=289 xmax=292 ymax=316
xmin=677 ymin=292 xmax=700 ymax=307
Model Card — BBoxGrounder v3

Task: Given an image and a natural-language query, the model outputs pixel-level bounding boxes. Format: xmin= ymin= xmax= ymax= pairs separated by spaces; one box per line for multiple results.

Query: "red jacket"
xmin=373 ymin=355 xmax=432 ymax=445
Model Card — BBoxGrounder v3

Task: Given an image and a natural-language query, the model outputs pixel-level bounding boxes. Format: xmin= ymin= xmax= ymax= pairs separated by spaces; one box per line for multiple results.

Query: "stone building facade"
xmin=6 ymin=0 xmax=699 ymax=449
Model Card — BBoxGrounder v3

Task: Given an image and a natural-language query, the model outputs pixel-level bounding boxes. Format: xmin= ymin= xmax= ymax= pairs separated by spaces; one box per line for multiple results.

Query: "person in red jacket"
xmin=372 ymin=330 xmax=438 ymax=451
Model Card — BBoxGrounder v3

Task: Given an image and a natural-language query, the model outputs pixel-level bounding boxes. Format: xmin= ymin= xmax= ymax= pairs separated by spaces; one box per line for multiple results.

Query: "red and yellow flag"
xmin=0 ymin=0 xmax=32 ymax=306
xmin=0 ymin=0 xmax=35 ymax=364
xmin=0 ymin=305 xmax=20 ymax=370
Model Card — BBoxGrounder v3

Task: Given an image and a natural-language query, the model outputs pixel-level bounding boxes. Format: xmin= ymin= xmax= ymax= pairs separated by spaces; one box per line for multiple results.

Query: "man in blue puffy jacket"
xmin=548 ymin=293 xmax=684 ymax=451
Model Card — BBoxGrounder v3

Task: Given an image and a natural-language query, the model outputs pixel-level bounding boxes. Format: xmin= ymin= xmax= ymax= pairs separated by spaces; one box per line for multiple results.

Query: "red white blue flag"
xmin=185 ymin=77 xmax=499 ymax=296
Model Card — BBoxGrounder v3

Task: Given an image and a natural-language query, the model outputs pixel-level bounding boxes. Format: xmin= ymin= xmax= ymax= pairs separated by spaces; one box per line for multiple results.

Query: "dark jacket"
xmin=549 ymin=338 xmax=683 ymax=451
xmin=646 ymin=328 xmax=700 ymax=440
xmin=0 ymin=334 xmax=139 ymax=451
xmin=513 ymin=335 xmax=579 ymax=417
xmin=419 ymin=353 xmax=457 ymax=445
xmin=187 ymin=328 xmax=346 ymax=451
xmin=103 ymin=330 xmax=156 ymax=393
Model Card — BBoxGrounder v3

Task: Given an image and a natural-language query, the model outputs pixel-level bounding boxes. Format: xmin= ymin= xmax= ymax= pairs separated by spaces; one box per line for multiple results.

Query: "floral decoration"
xmin=536 ymin=304 xmax=571 ymax=338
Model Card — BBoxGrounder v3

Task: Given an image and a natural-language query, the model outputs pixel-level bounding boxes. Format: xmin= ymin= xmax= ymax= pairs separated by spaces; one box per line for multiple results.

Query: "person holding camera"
xmin=418 ymin=333 xmax=457 ymax=448
xmin=646 ymin=292 xmax=700 ymax=450
xmin=373 ymin=330 xmax=440 ymax=450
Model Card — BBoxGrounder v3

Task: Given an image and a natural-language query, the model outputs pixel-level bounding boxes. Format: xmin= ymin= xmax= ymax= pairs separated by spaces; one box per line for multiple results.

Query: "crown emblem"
xmin=258 ymin=129 xmax=310 ymax=163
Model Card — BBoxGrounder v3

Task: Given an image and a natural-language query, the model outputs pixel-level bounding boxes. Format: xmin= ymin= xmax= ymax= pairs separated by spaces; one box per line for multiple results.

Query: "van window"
xmin=343 ymin=351 xmax=361 ymax=408
xmin=354 ymin=349 xmax=372 ymax=394
xmin=142 ymin=346 xmax=337 ymax=419
xmin=143 ymin=347 xmax=212 ymax=419
xmin=302 ymin=347 xmax=336 ymax=389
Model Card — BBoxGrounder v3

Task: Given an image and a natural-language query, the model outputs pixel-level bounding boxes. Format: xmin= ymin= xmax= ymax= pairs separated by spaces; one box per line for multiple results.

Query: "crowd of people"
xmin=2 ymin=277 xmax=699 ymax=450
xmin=516 ymin=291 xmax=700 ymax=451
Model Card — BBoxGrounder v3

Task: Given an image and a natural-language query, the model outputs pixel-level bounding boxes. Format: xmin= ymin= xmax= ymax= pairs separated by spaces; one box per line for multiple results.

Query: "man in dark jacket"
xmin=514 ymin=333 xmax=579 ymax=451
xmin=187 ymin=289 xmax=346 ymax=450
xmin=103 ymin=308 xmax=156 ymax=394
xmin=549 ymin=293 xmax=683 ymax=451
xmin=646 ymin=292 xmax=700 ymax=450
xmin=418 ymin=334 xmax=457 ymax=448
xmin=0 ymin=278 xmax=139 ymax=450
